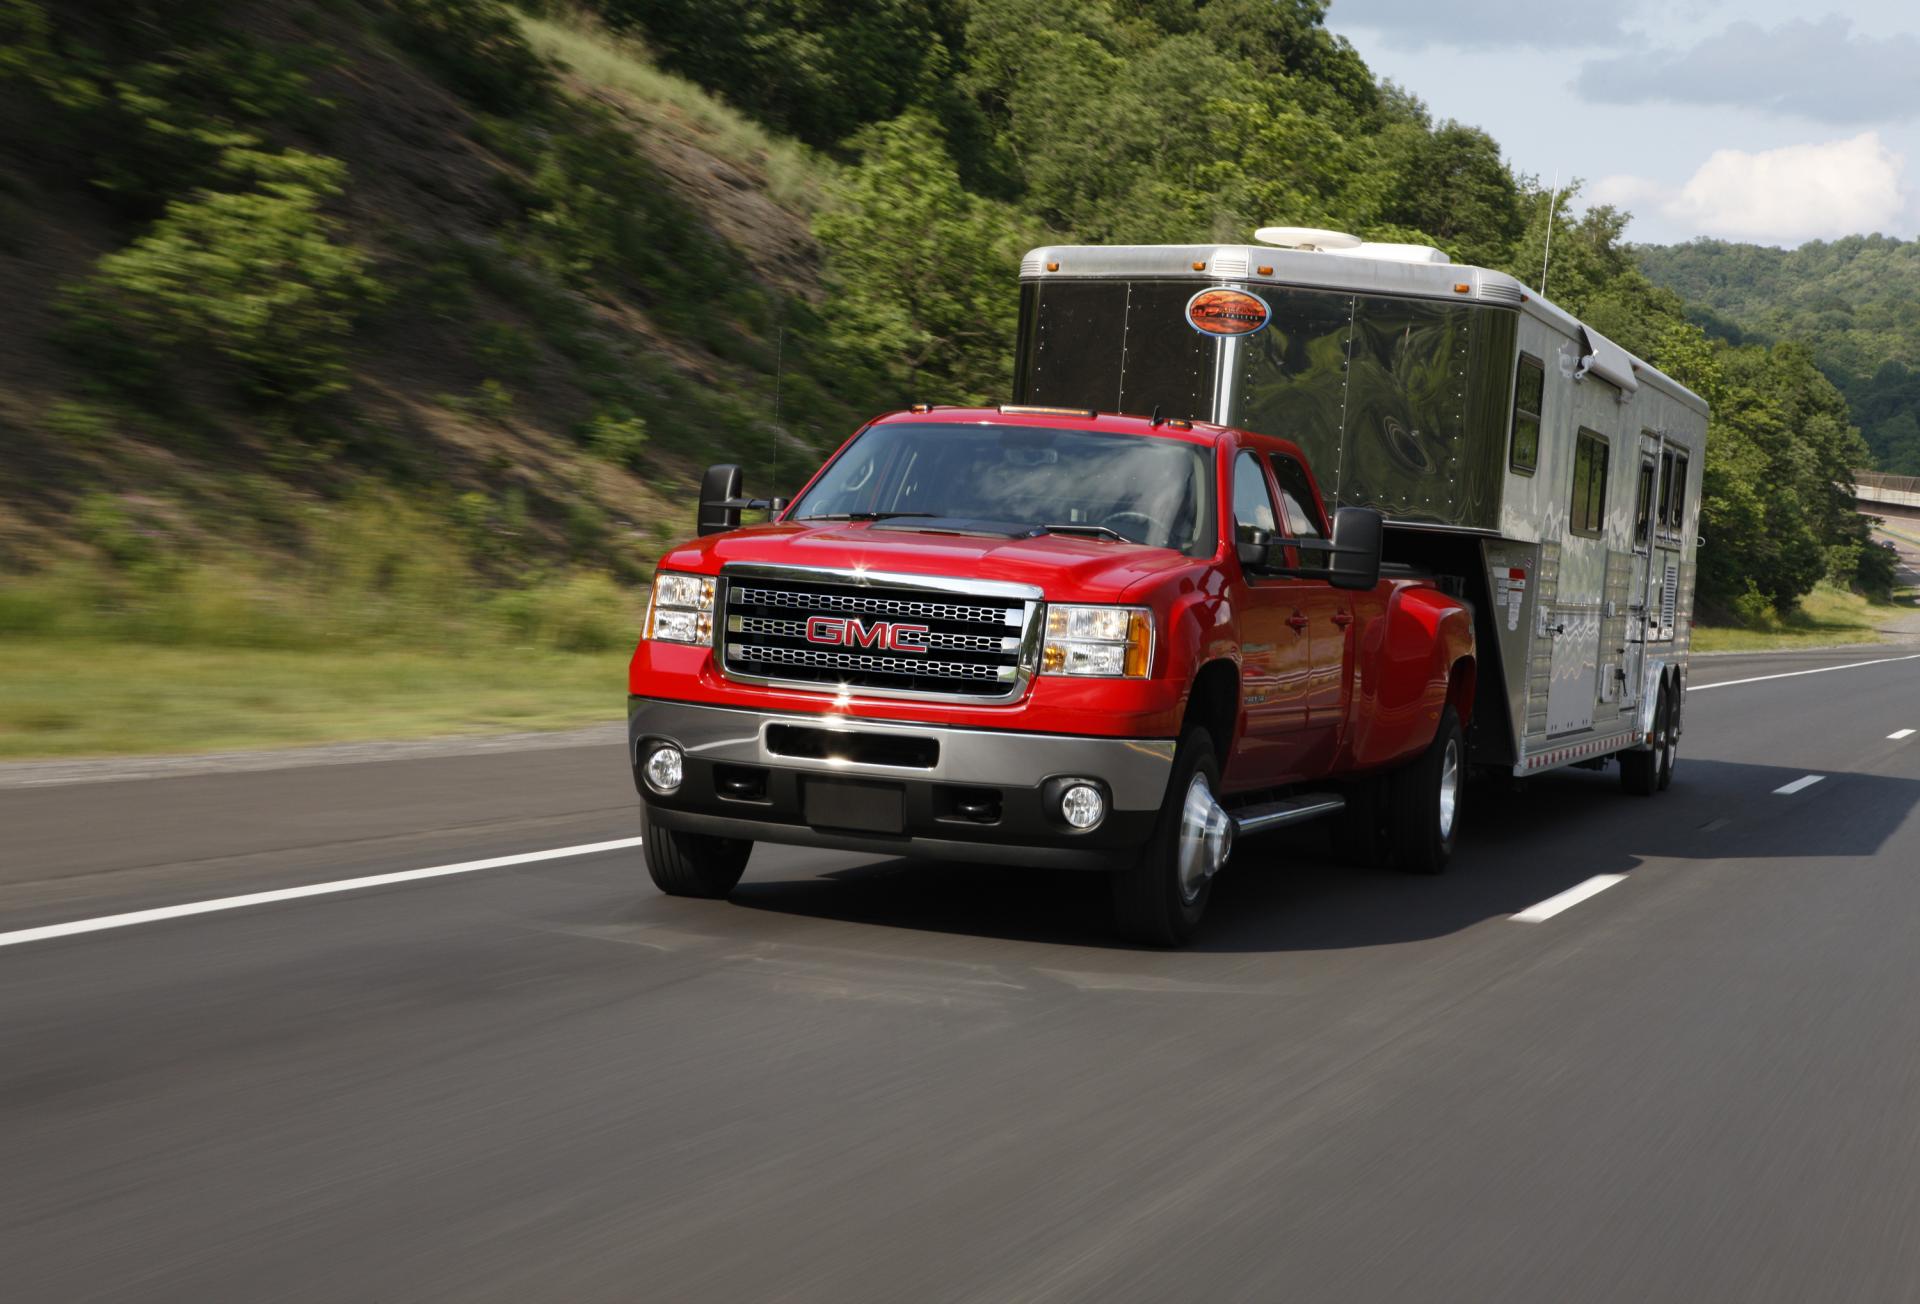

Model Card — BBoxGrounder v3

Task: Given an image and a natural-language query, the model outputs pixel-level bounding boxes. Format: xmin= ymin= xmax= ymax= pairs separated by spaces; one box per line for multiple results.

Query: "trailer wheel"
xmin=642 ymin=801 xmax=752 ymax=898
xmin=1656 ymin=680 xmax=1679 ymax=791
xmin=1112 ymin=727 xmax=1225 ymax=947
xmin=1620 ymin=685 xmax=1670 ymax=796
xmin=1385 ymin=706 xmax=1463 ymax=875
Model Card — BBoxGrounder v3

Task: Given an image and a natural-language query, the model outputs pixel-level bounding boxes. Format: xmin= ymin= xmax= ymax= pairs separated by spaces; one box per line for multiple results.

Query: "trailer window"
xmin=1634 ymin=456 xmax=1656 ymax=547
xmin=1510 ymin=354 xmax=1544 ymax=475
xmin=1267 ymin=453 xmax=1326 ymax=537
xmin=1571 ymin=429 xmax=1609 ymax=537
xmin=1665 ymin=451 xmax=1689 ymax=530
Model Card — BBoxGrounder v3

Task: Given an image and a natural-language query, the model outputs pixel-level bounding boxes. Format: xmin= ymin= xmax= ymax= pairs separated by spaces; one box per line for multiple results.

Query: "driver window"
xmin=1231 ymin=451 xmax=1278 ymax=543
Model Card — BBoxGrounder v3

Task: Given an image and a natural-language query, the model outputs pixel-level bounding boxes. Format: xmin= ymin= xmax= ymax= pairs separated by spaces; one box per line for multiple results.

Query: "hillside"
xmin=0 ymin=0 xmax=878 ymax=588
xmin=1636 ymin=236 xmax=1920 ymax=474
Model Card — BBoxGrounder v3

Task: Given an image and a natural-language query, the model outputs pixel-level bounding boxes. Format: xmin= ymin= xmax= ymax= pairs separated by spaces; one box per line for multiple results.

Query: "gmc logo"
xmin=805 ymin=616 xmax=930 ymax=654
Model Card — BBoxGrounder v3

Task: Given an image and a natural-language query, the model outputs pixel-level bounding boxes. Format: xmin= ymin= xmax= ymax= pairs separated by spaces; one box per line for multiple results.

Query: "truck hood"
xmin=656 ymin=521 xmax=1202 ymax=602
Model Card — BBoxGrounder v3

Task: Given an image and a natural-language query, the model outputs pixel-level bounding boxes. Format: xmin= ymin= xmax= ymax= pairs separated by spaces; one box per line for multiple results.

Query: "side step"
xmin=1231 ymin=793 xmax=1346 ymax=837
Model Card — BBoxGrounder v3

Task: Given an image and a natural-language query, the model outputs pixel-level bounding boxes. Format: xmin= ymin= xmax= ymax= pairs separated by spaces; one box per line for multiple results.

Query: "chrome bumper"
xmin=626 ymin=697 xmax=1176 ymax=812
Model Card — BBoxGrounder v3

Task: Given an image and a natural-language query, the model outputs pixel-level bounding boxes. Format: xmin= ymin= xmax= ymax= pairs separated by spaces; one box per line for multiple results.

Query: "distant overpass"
xmin=1855 ymin=471 xmax=1920 ymax=519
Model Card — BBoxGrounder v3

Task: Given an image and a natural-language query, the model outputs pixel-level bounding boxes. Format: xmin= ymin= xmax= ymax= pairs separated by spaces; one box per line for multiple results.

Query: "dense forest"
xmin=0 ymin=0 xmax=1893 ymax=645
xmin=1638 ymin=236 xmax=1920 ymax=476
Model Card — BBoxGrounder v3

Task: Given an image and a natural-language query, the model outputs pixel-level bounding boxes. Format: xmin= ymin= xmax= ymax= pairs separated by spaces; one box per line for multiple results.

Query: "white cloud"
xmin=1594 ymin=133 xmax=1907 ymax=245
xmin=1328 ymin=0 xmax=1629 ymax=49
xmin=1577 ymin=16 xmax=1920 ymax=123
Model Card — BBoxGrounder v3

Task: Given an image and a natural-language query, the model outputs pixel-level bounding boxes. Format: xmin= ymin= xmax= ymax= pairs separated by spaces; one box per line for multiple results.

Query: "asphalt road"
xmin=5 ymin=647 xmax=1920 ymax=1302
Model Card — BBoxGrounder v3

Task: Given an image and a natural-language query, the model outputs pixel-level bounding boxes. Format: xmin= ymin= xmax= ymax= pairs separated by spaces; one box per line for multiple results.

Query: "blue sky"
xmin=1324 ymin=1 xmax=1918 ymax=247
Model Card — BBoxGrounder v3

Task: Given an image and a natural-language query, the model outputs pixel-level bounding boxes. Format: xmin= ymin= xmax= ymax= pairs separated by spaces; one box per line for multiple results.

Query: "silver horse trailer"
xmin=1012 ymin=228 xmax=1707 ymax=788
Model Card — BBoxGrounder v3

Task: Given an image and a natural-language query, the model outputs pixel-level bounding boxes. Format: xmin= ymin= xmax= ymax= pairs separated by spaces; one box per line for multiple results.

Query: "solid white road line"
xmin=1891 ymin=729 xmax=1916 ymax=740
xmin=1773 ymin=775 xmax=1826 ymax=795
xmin=0 ymin=837 xmax=647 ymax=950
xmin=1511 ymin=874 xmax=1629 ymax=923
xmin=1691 ymin=653 xmax=1920 ymax=691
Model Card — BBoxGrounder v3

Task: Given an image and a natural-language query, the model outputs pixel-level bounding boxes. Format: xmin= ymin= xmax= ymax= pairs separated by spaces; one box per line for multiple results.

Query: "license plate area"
xmin=801 ymin=778 xmax=905 ymax=834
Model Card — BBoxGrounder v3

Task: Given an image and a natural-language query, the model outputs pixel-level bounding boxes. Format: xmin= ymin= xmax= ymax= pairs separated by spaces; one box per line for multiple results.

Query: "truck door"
xmin=1227 ymin=451 xmax=1315 ymax=790
xmin=1268 ymin=450 xmax=1349 ymax=775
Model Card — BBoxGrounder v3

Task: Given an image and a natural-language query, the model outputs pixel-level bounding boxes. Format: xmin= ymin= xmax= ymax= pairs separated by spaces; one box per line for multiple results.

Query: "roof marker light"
xmin=1192 ymin=261 xmax=1206 ymax=271
xmin=1046 ymin=260 xmax=1060 ymax=271
xmin=1256 ymin=265 xmax=1273 ymax=276
xmin=1453 ymin=283 xmax=1471 ymax=294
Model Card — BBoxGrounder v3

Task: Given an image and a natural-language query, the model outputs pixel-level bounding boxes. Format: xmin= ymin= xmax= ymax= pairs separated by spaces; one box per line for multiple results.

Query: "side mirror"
xmin=1328 ymin=507 xmax=1383 ymax=591
xmin=697 ymin=464 xmax=744 ymax=536
xmin=1236 ymin=525 xmax=1273 ymax=571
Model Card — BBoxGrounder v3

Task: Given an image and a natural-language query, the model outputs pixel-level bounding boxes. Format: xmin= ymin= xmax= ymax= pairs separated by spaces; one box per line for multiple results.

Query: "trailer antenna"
xmin=1539 ymin=167 xmax=1560 ymax=297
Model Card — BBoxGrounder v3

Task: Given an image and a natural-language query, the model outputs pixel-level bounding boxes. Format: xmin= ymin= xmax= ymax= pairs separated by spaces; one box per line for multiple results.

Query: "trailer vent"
xmin=1211 ymin=253 xmax=1249 ymax=280
xmin=1477 ymin=278 xmax=1525 ymax=306
xmin=1019 ymin=251 xmax=1046 ymax=278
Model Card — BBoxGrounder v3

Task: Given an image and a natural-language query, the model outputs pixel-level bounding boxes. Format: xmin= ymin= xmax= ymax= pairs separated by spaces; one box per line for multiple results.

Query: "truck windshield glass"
xmin=789 ymin=423 xmax=1213 ymax=554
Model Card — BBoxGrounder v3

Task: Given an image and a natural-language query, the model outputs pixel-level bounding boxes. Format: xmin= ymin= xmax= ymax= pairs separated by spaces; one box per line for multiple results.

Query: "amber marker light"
xmin=1191 ymin=261 xmax=1207 ymax=271
xmin=1046 ymin=260 xmax=1060 ymax=271
xmin=1256 ymin=265 xmax=1273 ymax=276
xmin=1453 ymin=283 xmax=1471 ymax=294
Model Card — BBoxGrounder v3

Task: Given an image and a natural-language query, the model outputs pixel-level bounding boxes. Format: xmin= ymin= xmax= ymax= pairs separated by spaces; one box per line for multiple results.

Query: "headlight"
xmin=1041 ymin=605 xmax=1152 ymax=678
xmin=644 ymin=571 xmax=714 ymax=645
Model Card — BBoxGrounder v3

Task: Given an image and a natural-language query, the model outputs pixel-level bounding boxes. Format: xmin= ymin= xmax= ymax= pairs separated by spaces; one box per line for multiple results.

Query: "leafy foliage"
xmin=63 ymin=148 xmax=378 ymax=404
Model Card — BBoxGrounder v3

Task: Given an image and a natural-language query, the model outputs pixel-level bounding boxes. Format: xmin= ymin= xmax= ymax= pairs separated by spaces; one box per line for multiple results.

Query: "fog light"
xmin=643 ymin=743 xmax=684 ymax=794
xmin=1060 ymin=782 xmax=1105 ymax=830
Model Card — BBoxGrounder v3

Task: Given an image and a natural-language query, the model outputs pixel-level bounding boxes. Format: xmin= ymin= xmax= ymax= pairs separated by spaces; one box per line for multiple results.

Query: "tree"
xmin=812 ymin=112 xmax=1028 ymax=404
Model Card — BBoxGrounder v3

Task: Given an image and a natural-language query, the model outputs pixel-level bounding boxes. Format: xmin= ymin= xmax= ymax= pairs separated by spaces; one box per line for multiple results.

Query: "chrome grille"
xmin=720 ymin=568 xmax=1038 ymax=701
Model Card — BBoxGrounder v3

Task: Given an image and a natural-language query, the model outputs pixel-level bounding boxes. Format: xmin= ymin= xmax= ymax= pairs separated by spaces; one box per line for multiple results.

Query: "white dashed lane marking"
xmin=1511 ymin=874 xmax=1629 ymax=923
xmin=1773 ymin=775 xmax=1826 ymax=795
xmin=1890 ymin=729 xmax=1916 ymax=740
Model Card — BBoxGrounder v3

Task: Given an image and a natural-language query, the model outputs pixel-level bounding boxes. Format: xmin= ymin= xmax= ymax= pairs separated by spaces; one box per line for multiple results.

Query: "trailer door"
xmin=1546 ymin=429 xmax=1611 ymax=735
xmin=1623 ymin=436 xmax=1662 ymax=708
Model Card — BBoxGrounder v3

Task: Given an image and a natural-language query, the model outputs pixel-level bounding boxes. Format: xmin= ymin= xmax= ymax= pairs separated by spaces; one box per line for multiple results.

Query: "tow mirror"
xmin=697 ymin=464 xmax=744 ymax=536
xmin=1328 ymin=507 xmax=1383 ymax=591
xmin=1236 ymin=525 xmax=1273 ymax=571
xmin=696 ymin=463 xmax=790 ymax=536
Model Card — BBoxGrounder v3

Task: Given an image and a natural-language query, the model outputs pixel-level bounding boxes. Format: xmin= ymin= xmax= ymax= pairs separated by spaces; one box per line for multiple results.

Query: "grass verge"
xmin=0 ymin=640 xmax=626 ymax=759
xmin=1692 ymin=582 xmax=1916 ymax=653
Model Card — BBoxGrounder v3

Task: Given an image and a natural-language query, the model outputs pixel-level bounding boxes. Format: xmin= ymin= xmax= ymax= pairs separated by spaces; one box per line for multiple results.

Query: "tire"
xmin=1656 ymin=681 xmax=1679 ymax=791
xmin=1112 ymin=727 xmax=1226 ymax=947
xmin=1620 ymin=684 xmax=1669 ymax=797
xmin=1331 ymin=772 xmax=1388 ymax=867
xmin=642 ymin=801 xmax=752 ymax=898
xmin=1385 ymin=706 xmax=1463 ymax=875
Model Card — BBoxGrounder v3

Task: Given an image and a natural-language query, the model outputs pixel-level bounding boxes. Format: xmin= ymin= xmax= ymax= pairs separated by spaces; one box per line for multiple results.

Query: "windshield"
xmin=787 ymin=423 xmax=1214 ymax=554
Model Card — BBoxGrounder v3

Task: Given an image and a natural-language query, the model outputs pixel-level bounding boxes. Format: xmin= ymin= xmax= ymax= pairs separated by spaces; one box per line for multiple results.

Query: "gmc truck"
xmin=627 ymin=403 xmax=1474 ymax=944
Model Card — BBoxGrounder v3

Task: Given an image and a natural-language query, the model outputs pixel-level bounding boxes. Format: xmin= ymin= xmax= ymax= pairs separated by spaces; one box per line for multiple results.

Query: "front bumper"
xmin=628 ymin=696 xmax=1175 ymax=870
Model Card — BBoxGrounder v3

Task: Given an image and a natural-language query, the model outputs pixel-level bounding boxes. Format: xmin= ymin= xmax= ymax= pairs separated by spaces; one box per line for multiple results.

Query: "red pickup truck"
xmin=628 ymin=404 xmax=1475 ymax=944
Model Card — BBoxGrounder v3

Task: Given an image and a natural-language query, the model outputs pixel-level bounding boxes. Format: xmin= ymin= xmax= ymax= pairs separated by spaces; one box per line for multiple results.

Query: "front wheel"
xmin=1112 ymin=727 xmax=1229 ymax=947
xmin=1385 ymin=706 xmax=1463 ymax=875
xmin=642 ymin=801 xmax=752 ymax=898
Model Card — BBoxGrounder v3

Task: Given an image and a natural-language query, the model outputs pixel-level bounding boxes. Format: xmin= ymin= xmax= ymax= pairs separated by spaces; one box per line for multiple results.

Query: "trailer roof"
xmin=1019 ymin=242 xmax=1710 ymax=416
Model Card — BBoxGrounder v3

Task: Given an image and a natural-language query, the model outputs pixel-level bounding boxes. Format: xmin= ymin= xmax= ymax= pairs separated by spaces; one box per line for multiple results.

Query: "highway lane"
xmin=4 ymin=649 xmax=1920 ymax=1301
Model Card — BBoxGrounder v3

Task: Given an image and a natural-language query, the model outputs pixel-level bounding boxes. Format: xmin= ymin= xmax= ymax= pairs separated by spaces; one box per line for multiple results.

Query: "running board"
xmin=1231 ymin=793 xmax=1346 ymax=837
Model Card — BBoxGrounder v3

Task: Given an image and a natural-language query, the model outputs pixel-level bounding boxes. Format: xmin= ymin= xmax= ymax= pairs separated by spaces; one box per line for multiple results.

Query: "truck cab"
xmin=628 ymin=404 xmax=1475 ymax=944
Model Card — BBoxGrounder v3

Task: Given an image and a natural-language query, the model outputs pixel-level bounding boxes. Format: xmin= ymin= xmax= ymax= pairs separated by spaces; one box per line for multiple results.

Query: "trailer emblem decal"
xmin=805 ymin=615 xmax=930 ymax=653
xmin=1185 ymin=288 xmax=1271 ymax=337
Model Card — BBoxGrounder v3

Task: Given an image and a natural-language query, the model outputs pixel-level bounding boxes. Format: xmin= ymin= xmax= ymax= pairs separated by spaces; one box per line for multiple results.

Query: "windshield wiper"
xmin=1036 ymin=522 xmax=1131 ymax=542
xmin=794 ymin=511 xmax=939 ymax=523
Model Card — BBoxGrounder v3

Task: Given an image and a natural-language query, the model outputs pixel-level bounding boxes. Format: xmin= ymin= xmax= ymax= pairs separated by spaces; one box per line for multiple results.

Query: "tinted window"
xmin=1634 ymin=456 xmax=1656 ymax=546
xmin=1231 ymin=451 xmax=1277 ymax=543
xmin=1511 ymin=354 xmax=1544 ymax=474
xmin=1268 ymin=453 xmax=1326 ymax=537
xmin=1571 ymin=429 xmax=1609 ymax=537
xmin=1666 ymin=451 xmax=1689 ymax=529
xmin=790 ymin=423 xmax=1214 ymax=554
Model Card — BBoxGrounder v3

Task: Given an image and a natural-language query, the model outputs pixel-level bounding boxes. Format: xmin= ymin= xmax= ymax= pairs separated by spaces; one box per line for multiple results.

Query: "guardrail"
xmin=1855 ymin=472 xmax=1920 ymax=510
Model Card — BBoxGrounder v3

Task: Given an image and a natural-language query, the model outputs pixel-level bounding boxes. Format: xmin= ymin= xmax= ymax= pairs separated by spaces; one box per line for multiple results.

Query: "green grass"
xmin=1691 ymin=582 xmax=1916 ymax=653
xmin=516 ymin=12 xmax=822 ymax=212
xmin=0 ymin=640 xmax=627 ymax=759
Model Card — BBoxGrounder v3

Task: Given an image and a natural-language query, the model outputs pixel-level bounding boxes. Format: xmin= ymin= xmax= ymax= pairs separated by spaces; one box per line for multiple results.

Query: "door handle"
xmin=1330 ymin=611 xmax=1354 ymax=628
xmin=1286 ymin=612 xmax=1310 ymax=632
